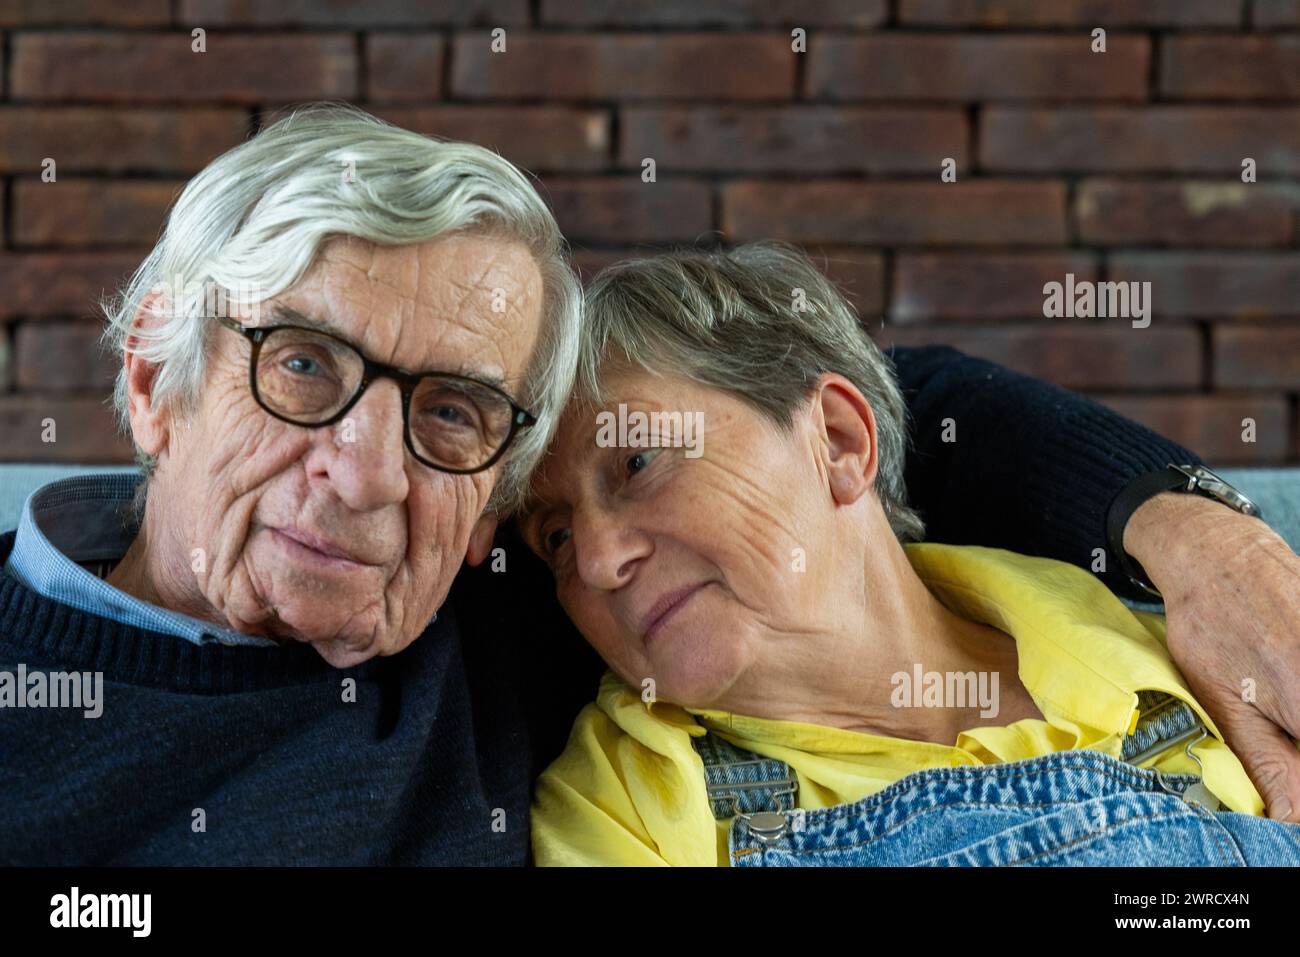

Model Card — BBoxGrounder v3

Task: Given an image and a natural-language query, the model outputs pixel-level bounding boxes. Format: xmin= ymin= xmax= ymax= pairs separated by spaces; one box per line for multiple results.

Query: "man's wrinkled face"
xmin=150 ymin=233 xmax=542 ymax=666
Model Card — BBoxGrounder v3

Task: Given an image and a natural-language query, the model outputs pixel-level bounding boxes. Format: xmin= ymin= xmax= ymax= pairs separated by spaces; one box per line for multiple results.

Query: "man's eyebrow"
xmin=266 ymin=303 xmax=511 ymax=389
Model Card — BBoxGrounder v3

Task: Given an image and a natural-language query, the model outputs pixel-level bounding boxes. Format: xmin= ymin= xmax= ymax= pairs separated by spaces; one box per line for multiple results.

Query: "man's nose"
xmin=572 ymin=507 xmax=651 ymax=591
xmin=320 ymin=379 xmax=410 ymax=511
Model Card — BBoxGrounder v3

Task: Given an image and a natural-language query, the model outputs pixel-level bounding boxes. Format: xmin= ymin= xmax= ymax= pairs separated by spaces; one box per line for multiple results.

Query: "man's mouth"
xmin=270 ymin=526 xmax=374 ymax=569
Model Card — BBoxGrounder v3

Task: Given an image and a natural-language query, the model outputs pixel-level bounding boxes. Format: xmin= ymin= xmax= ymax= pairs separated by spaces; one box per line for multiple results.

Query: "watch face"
xmin=1181 ymin=464 xmax=1261 ymax=518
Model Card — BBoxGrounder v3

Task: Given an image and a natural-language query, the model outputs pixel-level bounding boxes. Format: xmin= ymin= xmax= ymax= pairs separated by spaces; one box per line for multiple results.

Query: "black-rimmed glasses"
xmin=215 ymin=316 xmax=537 ymax=475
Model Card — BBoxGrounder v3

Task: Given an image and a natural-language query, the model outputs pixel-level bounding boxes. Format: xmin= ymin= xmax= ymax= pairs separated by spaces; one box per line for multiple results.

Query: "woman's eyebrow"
xmin=267 ymin=303 xmax=510 ymax=389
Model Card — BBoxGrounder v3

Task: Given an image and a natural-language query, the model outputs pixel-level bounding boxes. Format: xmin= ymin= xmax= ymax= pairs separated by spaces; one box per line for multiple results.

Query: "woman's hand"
xmin=1126 ymin=491 xmax=1300 ymax=822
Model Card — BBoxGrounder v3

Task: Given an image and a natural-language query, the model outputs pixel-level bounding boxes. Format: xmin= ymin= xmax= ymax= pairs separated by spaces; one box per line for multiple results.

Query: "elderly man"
xmin=1 ymin=104 xmax=1298 ymax=865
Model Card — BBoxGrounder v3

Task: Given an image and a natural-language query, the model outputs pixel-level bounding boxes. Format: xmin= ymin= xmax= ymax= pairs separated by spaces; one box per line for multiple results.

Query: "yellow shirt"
xmin=531 ymin=543 xmax=1268 ymax=867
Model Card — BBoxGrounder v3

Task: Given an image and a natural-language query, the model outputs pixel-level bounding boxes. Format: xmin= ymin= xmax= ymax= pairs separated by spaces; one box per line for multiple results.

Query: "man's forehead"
xmin=279 ymin=234 xmax=542 ymax=384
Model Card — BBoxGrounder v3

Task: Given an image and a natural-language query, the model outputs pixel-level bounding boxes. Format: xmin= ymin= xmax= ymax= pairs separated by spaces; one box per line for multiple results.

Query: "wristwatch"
xmin=1106 ymin=464 xmax=1263 ymax=600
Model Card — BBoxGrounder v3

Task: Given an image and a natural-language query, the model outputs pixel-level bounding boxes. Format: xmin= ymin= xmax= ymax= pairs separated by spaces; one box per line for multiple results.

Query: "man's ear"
xmin=812 ymin=373 xmax=880 ymax=507
xmin=122 ymin=293 xmax=173 ymax=458
xmin=466 ymin=514 xmax=499 ymax=566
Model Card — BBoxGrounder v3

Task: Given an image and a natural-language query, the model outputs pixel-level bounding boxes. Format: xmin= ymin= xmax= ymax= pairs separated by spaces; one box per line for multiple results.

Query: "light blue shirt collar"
xmin=2 ymin=472 xmax=277 ymax=648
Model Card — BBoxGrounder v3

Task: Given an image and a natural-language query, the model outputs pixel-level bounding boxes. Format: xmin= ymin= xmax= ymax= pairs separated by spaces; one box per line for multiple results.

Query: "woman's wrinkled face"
xmin=522 ymin=367 xmax=838 ymax=708
xmin=142 ymin=233 xmax=542 ymax=667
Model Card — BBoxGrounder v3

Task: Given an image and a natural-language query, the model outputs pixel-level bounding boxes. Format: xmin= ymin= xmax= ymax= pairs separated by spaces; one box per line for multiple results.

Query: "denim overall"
xmin=692 ymin=692 xmax=1300 ymax=866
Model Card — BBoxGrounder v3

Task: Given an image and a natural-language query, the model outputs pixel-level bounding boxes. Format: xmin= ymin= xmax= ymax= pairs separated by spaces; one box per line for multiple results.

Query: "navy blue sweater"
xmin=0 ymin=346 xmax=1198 ymax=865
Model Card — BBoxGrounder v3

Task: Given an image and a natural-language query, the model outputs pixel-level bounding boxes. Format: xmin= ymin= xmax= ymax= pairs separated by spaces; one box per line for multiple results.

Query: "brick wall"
xmin=0 ymin=0 xmax=1297 ymax=465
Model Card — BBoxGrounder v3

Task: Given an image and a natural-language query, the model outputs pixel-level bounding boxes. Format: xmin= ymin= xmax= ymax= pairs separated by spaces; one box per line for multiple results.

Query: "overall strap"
xmin=692 ymin=730 xmax=799 ymax=820
xmin=1122 ymin=690 xmax=1206 ymax=764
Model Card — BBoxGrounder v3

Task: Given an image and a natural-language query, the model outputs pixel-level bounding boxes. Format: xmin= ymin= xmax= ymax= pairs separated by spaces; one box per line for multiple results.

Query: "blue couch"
xmin=1 ymin=461 xmax=1297 ymax=553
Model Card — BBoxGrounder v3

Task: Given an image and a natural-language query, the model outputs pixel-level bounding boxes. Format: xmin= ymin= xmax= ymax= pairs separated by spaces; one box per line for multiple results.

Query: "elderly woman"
xmin=523 ymin=243 xmax=1300 ymax=866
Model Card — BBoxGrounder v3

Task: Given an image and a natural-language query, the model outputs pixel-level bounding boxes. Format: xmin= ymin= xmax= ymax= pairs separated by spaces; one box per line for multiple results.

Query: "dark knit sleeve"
xmin=888 ymin=344 xmax=1203 ymax=600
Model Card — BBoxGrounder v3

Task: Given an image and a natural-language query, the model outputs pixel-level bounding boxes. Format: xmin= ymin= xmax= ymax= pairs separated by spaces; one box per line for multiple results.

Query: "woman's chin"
xmin=651 ymin=647 xmax=746 ymax=710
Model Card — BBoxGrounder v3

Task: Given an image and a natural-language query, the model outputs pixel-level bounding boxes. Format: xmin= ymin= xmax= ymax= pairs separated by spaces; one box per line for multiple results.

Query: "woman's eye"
xmin=625 ymin=447 xmax=663 ymax=478
xmin=544 ymin=527 xmax=571 ymax=555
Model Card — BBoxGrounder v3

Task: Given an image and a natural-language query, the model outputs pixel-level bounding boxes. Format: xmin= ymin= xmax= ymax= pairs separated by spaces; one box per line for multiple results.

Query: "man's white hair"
xmin=101 ymin=102 xmax=582 ymax=515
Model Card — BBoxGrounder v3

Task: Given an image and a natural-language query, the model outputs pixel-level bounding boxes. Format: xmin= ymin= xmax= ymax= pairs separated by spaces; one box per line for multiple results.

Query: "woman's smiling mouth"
xmin=639 ymin=581 xmax=712 ymax=646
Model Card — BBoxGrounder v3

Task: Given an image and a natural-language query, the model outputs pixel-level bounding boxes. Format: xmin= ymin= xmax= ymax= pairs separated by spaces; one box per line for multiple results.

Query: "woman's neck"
xmin=709 ymin=534 xmax=1037 ymax=746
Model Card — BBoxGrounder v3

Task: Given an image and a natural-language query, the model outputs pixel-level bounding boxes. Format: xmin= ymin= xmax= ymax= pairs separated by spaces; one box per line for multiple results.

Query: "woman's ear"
xmin=122 ymin=293 xmax=173 ymax=458
xmin=812 ymin=373 xmax=880 ymax=507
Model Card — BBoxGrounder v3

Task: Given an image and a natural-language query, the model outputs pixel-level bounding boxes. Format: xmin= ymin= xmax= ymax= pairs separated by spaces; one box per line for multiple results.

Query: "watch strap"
xmin=1105 ymin=465 xmax=1191 ymax=599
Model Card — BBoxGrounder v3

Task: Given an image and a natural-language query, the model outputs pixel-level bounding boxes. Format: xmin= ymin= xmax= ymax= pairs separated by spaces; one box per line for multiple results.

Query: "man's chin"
xmin=272 ymin=619 xmax=397 ymax=668
xmin=233 ymin=606 xmax=396 ymax=668
xmin=311 ymin=637 xmax=387 ymax=669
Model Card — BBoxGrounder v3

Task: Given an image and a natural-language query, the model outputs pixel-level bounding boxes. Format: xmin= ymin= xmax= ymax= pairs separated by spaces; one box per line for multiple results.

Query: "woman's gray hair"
xmin=577 ymin=242 xmax=925 ymax=542
xmin=101 ymin=101 xmax=581 ymax=516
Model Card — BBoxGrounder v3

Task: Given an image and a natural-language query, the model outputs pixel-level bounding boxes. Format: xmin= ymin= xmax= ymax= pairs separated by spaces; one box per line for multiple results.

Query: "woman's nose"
xmin=573 ymin=509 xmax=652 ymax=591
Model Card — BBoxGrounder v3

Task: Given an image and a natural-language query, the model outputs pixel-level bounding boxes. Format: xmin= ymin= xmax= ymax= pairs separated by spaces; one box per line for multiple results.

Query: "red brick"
xmin=11 ymin=32 xmax=357 ymax=103
xmin=722 ymin=181 xmax=1067 ymax=246
xmin=620 ymin=108 xmax=968 ymax=174
xmin=0 ymin=396 xmax=133 ymax=462
xmin=570 ymin=246 xmax=886 ymax=316
xmin=806 ymin=35 xmax=1148 ymax=102
xmin=1076 ymin=180 xmax=1296 ymax=246
xmin=540 ymin=0 xmax=887 ymax=26
xmin=543 ymin=179 xmax=713 ymax=244
xmin=0 ymin=253 xmax=139 ymax=320
xmin=1215 ymin=325 xmax=1300 ymax=388
xmin=376 ymin=106 xmax=610 ymax=171
xmin=880 ymin=324 xmax=1202 ymax=390
xmin=1094 ymin=395 xmax=1290 ymax=464
xmin=366 ymin=34 xmax=444 ymax=101
xmin=450 ymin=33 xmax=795 ymax=101
xmin=810 ymin=249 xmax=887 ymax=318
xmin=1160 ymin=36 xmax=1300 ymax=100
xmin=982 ymin=107 xmax=1300 ymax=174
xmin=899 ymin=0 xmax=1243 ymax=27
xmin=180 ymin=0 xmax=528 ymax=25
xmin=892 ymin=252 xmax=1099 ymax=321
xmin=14 ymin=179 xmax=182 ymax=248
xmin=0 ymin=0 xmax=169 ymax=25
xmin=0 ymin=108 xmax=249 ymax=175
xmin=14 ymin=321 xmax=118 ymax=391
xmin=1109 ymin=253 xmax=1300 ymax=318
xmin=1254 ymin=0 xmax=1300 ymax=28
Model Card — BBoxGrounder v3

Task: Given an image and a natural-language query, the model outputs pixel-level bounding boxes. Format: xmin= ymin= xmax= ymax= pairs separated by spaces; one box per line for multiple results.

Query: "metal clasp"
xmin=705 ymin=761 xmax=799 ymax=846
xmin=1152 ymin=726 xmax=1222 ymax=811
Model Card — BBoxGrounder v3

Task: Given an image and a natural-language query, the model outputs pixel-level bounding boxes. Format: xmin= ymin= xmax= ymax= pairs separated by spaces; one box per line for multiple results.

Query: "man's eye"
xmin=430 ymin=404 xmax=471 ymax=426
xmin=285 ymin=355 xmax=324 ymax=376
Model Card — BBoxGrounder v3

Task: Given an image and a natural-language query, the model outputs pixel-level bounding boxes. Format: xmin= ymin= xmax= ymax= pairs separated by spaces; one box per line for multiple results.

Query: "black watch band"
xmin=1106 ymin=463 xmax=1263 ymax=600
xmin=1105 ymin=466 xmax=1191 ymax=600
